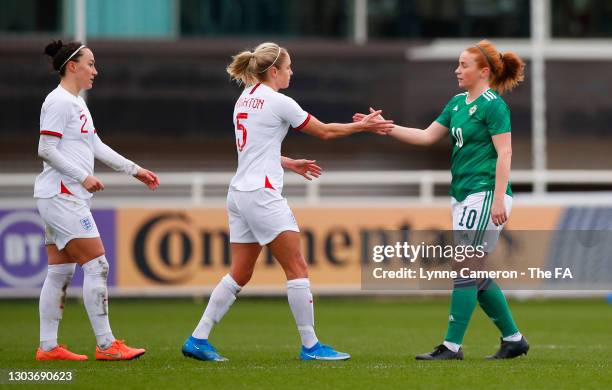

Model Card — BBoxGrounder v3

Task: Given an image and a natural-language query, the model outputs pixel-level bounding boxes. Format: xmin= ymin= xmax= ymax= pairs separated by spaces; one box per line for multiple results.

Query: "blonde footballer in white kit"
xmin=182 ymin=42 xmax=394 ymax=361
xmin=227 ymin=80 xmax=310 ymax=245
xmin=34 ymin=40 xmax=159 ymax=361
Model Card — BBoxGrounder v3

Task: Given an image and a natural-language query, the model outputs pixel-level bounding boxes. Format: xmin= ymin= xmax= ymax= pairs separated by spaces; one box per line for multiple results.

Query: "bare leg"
xmin=229 ymin=243 xmax=263 ymax=286
xmin=267 ymin=231 xmax=308 ymax=280
xmin=63 ymin=237 xmax=105 ymax=265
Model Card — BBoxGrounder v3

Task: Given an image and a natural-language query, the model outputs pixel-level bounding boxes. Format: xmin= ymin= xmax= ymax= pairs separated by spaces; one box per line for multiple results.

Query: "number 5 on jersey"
xmin=236 ymin=112 xmax=248 ymax=152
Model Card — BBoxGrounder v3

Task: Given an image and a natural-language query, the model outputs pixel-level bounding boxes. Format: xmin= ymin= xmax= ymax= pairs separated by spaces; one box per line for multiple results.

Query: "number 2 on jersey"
xmin=236 ymin=112 xmax=248 ymax=152
xmin=79 ymin=114 xmax=88 ymax=133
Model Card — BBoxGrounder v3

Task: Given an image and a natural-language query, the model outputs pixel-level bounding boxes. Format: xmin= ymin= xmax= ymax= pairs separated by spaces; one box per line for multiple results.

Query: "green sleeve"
xmin=434 ymin=97 xmax=454 ymax=128
xmin=486 ymin=101 xmax=511 ymax=136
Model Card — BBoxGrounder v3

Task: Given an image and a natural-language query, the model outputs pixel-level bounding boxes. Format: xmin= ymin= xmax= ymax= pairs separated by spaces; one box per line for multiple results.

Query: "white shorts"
xmin=451 ymin=191 xmax=512 ymax=253
xmin=36 ymin=194 xmax=100 ymax=251
xmin=227 ymin=188 xmax=299 ymax=246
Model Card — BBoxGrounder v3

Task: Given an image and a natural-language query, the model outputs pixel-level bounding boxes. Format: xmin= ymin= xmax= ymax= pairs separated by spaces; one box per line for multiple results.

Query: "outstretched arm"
xmin=388 ymin=121 xmax=448 ymax=146
xmin=299 ymin=110 xmax=394 ymax=140
xmin=281 ymin=156 xmax=322 ymax=181
xmin=93 ymin=134 xmax=159 ymax=190
xmin=353 ymin=108 xmax=448 ymax=146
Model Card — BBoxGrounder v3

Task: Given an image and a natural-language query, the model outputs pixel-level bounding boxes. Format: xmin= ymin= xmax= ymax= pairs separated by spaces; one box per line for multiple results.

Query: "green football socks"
xmin=444 ymin=278 xmax=478 ymax=345
xmin=477 ymin=278 xmax=519 ymax=338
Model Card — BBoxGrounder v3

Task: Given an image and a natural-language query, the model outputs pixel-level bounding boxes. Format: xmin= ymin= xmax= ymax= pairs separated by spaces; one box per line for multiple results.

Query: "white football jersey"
xmin=229 ymin=83 xmax=310 ymax=193
xmin=34 ymin=85 xmax=97 ymax=199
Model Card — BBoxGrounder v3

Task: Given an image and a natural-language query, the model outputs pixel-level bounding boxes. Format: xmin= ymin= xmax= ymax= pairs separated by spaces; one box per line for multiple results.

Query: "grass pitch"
xmin=1 ymin=297 xmax=610 ymax=389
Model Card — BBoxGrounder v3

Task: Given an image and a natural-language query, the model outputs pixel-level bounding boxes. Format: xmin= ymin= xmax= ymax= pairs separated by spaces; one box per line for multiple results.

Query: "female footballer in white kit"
xmin=34 ymin=40 xmax=160 ymax=361
xmin=182 ymin=42 xmax=394 ymax=361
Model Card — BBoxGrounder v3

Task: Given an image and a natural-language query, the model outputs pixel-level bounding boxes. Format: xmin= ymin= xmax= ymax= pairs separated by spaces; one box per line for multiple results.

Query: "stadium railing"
xmin=1 ymin=170 xmax=612 ymax=206
xmin=2 ymin=170 xmax=611 ymax=298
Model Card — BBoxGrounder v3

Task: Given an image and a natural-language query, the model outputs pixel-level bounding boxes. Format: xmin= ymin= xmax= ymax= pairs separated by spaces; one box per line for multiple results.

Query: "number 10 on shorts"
xmin=458 ymin=206 xmax=477 ymax=229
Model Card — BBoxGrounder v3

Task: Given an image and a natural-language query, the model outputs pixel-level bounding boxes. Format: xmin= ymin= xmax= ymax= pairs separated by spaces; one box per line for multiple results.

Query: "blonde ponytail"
xmin=226 ymin=42 xmax=287 ymax=87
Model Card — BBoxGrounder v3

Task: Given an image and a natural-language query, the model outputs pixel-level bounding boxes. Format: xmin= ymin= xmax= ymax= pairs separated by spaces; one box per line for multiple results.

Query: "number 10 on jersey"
xmin=236 ymin=112 xmax=248 ymax=152
xmin=451 ymin=127 xmax=463 ymax=148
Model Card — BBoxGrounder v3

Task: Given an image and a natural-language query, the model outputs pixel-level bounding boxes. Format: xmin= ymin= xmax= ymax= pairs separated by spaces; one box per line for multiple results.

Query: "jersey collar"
xmin=465 ymin=87 xmax=492 ymax=105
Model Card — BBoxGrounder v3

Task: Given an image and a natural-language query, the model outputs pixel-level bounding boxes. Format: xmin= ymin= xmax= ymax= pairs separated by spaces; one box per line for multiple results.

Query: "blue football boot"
xmin=300 ymin=342 xmax=351 ymax=361
xmin=182 ymin=336 xmax=228 ymax=362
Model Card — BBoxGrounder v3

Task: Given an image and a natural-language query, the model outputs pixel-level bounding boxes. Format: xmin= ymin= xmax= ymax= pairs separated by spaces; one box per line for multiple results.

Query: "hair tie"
xmin=259 ymin=46 xmax=281 ymax=74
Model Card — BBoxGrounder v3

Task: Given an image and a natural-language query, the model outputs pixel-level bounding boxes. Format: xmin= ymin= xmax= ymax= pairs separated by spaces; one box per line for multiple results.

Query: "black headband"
xmin=475 ymin=44 xmax=497 ymax=73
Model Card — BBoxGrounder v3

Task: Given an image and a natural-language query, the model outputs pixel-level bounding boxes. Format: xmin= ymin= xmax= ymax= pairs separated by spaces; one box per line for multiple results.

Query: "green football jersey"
xmin=435 ymin=88 xmax=512 ymax=202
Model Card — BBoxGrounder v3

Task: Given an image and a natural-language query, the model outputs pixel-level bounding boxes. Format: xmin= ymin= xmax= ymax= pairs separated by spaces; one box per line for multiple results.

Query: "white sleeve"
xmin=38 ymin=135 xmax=89 ymax=182
xmin=92 ymin=133 xmax=139 ymax=175
xmin=40 ymin=99 xmax=70 ymax=138
xmin=276 ymin=95 xmax=310 ymax=130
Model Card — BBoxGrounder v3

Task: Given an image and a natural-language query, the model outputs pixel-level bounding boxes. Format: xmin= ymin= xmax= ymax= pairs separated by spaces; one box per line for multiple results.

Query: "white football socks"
xmin=503 ymin=331 xmax=523 ymax=342
xmin=192 ymin=274 xmax=242 ymax=339
xmin=39 ymin=263 xmax=76 ymax=351
xmin=287 ymin=278 xmax=318 ymax=349
xmin=443 ymin=341 xmax=461 ymax=353
xmin=82 ymin=255 xmax=115 ymax=349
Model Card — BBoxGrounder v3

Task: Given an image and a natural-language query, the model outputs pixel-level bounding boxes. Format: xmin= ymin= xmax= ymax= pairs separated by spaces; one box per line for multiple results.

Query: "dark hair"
xmin=43 ymin=40 xmax=85 ymax=77
xmin=466 ymin=39 xmax=525 ymax=94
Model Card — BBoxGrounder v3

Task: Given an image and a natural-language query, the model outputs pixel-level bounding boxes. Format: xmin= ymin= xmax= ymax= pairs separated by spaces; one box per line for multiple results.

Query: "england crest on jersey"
xmin=469 ymin=105 xmax=477 ymax=116
xmin=80 ymin=216 xmax=93 ymax=231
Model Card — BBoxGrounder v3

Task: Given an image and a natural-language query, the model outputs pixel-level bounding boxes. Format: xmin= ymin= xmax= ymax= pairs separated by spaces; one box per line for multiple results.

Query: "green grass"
xmin=1 ymin=297 xmax=610 ymax=389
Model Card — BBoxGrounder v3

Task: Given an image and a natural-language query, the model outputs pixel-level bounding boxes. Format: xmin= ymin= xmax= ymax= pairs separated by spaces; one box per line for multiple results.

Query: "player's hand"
xmin=352 ymin=113 xmax=366 ymax=123
xmin=491 ymin=197 xmax=508 ymax=226
xmin=134 ymin=167 xmax=160 ymax=190
xmin=82 ymin=175 xmax=105 ymax=193
xmin=354 ymin=107 xmax=393 ymax=135
xmin=353 ymin=107 xmax=385 ymax=122
xmin=285 ymin=159 xmax=322 ymax=181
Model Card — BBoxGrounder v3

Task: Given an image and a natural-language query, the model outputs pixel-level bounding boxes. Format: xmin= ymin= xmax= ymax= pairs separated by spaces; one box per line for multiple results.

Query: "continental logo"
xmin=130 ymin=211 xmax=528 ymax=285
xmin=133 ymin=213 xmax=208 ymax=284
xmin=132 ymin=212 xmax=423 ymax=284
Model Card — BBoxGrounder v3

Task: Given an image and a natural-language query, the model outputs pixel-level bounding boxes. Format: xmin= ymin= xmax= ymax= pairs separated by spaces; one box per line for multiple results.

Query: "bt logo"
xmin=0 ymin=211 xmax=47 ymax=287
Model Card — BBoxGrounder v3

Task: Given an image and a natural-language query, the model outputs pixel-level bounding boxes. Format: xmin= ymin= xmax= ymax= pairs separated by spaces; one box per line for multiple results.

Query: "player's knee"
xmin=232 ymin=274 xmax=251 ymax=287
xmin=230 ymin=270 xmax=252 ymax=287
xmin=82 ymin=255 xmax=109 ymax=279
xmin=285 ymin=255 xmax=308 ymax=279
